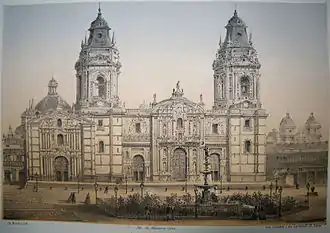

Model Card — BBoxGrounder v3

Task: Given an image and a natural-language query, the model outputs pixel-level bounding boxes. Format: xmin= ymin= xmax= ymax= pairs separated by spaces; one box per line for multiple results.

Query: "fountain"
xmin=194 ymin=146 xmax=217 ymax=204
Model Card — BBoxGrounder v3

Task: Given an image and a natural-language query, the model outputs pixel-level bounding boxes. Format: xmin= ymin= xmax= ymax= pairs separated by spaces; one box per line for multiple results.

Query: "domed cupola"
xmin=226 ymin=10 xmax=247 ymax=28
xmin=304 ymin=112 xmax=322 ymax=142
xmin=279 ymin=113 xmax=296 ymax=143
xmin=87 ymin=4 xmax=112 ymax=47
xmin=34 ymin=77 xmax=71 ymax=115
xmin=89 ymin=6 xmax=110 ymax=31
xmin=224 ymin=10 xmax=250 ymax=48
xmin=305 ymin=112 xmax=321 ymax=130
xmin=279 ymin=113 xmax=296 ymax=129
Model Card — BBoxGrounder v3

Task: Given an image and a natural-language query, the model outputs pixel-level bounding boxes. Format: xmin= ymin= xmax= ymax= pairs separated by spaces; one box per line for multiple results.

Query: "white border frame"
xmin=0 ymin=0 xmax=329 ymax=233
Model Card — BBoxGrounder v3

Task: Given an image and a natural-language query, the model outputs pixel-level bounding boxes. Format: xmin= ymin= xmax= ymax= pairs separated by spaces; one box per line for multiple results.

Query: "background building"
xmin=266 ymin=113 xmax=328 ymax=185
xmin=4 ymin=8 xmax=268 ymax=184
xmin=2 ymin=126 xmax=25 ymax=184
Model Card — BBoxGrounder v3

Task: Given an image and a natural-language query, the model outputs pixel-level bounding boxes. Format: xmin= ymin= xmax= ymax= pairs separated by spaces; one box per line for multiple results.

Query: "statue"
xmin=176 ymin=81 xmax=180 ymax=90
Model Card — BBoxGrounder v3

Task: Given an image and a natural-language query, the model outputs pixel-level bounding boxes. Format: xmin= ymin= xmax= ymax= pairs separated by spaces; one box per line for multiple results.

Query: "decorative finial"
xmin=98 ymin=2 xmax=101 ymax=15
xmin=176 ymin=81 xmax=180 ymax=90
xmin=81 ymin=40 xmax=84 ymax=48
xmin=153 ymin=93 xmax=157 ymax=103
xmin=219 ymin=35 xmax=222 ymax=46
xmin=200 ymin=94 xmax=203 ymax=103
xmin=85 ymin=31 xmax=87 ymax=44
xmin=249 ymin=32 xmax=252 ymax=42
xmin=112 ymin=31 xmax=115 ymax=44
xmin=234 ymin=4 xmax=238 ymax=16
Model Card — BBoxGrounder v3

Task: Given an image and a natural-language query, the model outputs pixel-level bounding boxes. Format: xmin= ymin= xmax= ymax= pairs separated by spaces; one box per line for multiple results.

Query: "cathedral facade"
xmin=13 ymin=8 xmax=268 ymax=184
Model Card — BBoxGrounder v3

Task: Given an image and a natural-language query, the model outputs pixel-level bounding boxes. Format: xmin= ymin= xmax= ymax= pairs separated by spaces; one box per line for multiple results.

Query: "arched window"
xmin=245 ymin=140 xmax=251 ymax=153
xmin=57 ymin=134 xmax=64 ymax=146
xmin=99 ymin=141 xmax=104 ymax=153
xmin=177 ymin=118 xmax=183 ymax=129
xmin=57 ymin=119 xmax=62 ymax=127
xmin=97 ymin=76 xmax=106 ymax=98
xmin=241 ymin=76 xmax=250 ymax=97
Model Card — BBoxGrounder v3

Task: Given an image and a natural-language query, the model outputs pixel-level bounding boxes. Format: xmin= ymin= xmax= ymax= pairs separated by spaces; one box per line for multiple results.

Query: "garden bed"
xmin=93 ymin=192 xmax=304 ymax=220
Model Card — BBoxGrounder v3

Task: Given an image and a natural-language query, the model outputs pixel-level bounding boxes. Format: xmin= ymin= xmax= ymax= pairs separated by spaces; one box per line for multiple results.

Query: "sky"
xmin=1 ymin=1 xmax=329 ymax=138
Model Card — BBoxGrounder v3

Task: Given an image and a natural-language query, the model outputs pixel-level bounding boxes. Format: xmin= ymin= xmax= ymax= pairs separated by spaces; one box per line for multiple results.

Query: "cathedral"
xmin=7 ymin=8 xmax=268 ymax=184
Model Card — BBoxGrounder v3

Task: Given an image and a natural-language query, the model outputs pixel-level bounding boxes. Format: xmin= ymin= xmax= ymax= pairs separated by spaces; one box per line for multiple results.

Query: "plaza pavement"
xmin=4 ymin=183 xmax=327 ymax=206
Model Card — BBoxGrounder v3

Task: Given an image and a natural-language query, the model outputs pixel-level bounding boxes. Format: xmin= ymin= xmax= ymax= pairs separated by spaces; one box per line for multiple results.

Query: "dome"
xmin=226 ymin=10 xmax=247 ymax=28
xmin=89 ymin=7 xmax=110 ymax=30
xmin=34 ymin=78 xmax=71 ymax=114
xmin=15 ymin=125 xmax=25 ymax=136
xmin=279 ymin=113 xmax=296 ymax=129
xmin=305 ymin=112 xmax=321 ymax=130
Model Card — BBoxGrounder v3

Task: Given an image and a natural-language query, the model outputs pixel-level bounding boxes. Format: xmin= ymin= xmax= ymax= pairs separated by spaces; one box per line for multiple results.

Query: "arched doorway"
xmin=132 ymin=155 xmax=145 ymax=182
xmin=54 ymin=156 xmax=69 ymax=181
xmin=171 ymin=148 xmax=187 ymax=181
xmin=210 ymin=153 xmax=220 ymax=181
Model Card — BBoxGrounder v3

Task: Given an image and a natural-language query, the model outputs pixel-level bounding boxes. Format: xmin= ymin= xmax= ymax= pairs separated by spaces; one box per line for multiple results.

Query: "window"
xmin=212 ymin=124 xmax=218 ymax=134
xmin=244 ymin=140 xmax=251 ymax=153
xmin=57 ymin=134 xmax=64 ymax=146
xmin=57 ymin=119 xmax=62 ymax=127
xmin=98 ymin=120 xmax=103 ymax=127
xmin=177 ymin=118 xmax=183 ymax=129
xmin=99 ymin=141 xmax=104 ymax=153
xmin=244 ymin=119 xmax=250 ymax=128
xmin=116 ymin=148 xmax=119 ymax=153
xmin=97 ymin=76 xmax=106 ymax=98
xmin=135 ymin=123 xmax=141 ymax=133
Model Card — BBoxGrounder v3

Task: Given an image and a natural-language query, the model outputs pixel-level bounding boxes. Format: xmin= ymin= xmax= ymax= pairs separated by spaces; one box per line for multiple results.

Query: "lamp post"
xmin=114 ymin=186 xmax=118 ymax=217
xmin=93 ymin=181 xmax=99 ymax=204
xmin=275 ymin=178 xmax=278 ymax=192
xmin=185 ymin=174 xmax=188 ymax=193
xmin=125 ymin=175 xmax=128 ymax=194
xmin=306 ymin=182 xmax=310 ymax=208
xmin=77 ymin=173 xmax=80 ymax=194
xmin=140 ymin=182 xmax=145 ymax=198
xmin=35 ymin=173 xmax=39 ymax=192
xmin=194 ymin=187 xmax=198 ymax=219
xmin=220 ymin=175 xmax=223 ymax=194
xmin=269 ymin=182 xmax=273 ymax=197
xmin=278 ymin=186 xmax=283 ymax=217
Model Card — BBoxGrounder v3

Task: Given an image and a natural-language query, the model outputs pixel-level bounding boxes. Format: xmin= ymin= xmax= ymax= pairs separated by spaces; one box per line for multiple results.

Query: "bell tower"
xmin=212 ymin=10 xmax=268 ymax=182
xmin=212 ymin=10 xmax=261 ymax=110
xmin=75 ymin=5 xmax=122 ymax=113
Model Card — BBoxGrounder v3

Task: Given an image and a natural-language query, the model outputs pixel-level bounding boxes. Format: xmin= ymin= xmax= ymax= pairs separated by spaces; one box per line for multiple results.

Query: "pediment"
xmin=29 ymin=110 xmax=93 ymax=127
xmin=152 ymin=97 xmax=204 ymax=116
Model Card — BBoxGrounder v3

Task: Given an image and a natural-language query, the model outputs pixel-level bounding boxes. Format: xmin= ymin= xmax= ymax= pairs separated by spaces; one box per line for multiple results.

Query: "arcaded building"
xmin=266 ymin=113 xmax=328 ymax=185
xmin=9 ymin=8 xmax=268 ymax=183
